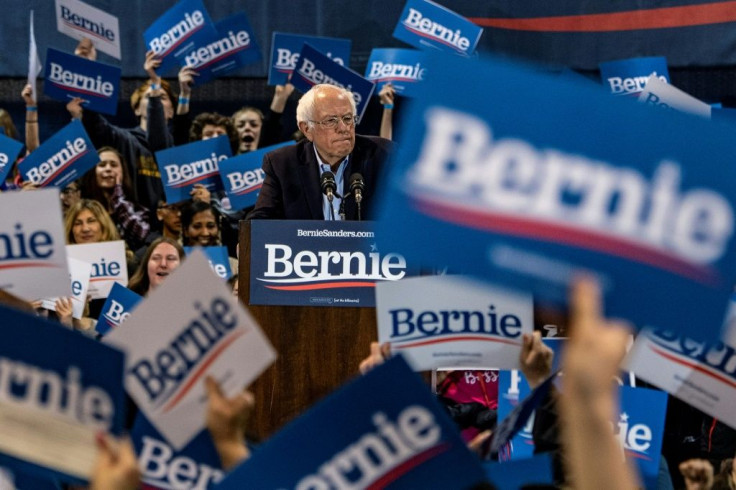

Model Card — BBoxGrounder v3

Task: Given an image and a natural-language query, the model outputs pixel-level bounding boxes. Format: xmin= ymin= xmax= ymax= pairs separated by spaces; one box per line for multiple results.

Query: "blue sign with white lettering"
xmin=365 ymin=48 xmax=427 ymax=97
xmin=143 ymin=0 xmax=219 ymax=74
xmin=183 ymin=12 xmax=262 ymax=85
xmin=132 ymin=414 xmax=224 ymax=489
xmin=619 ymin=386 xmax=668 ymax=490
xmin=17 ymin=120 xmax=99 ymax=188
xmin=250 ymin=220 xmax=416 ymax=308
xmin=218 ymin=141 xmax=294 ymax=211
xmin=268 ymin=32 xmax=351 ymax=86
xmin=217 ymin=356 xmax=486 ymax=489
xmin=485 ymin=452 xmax=555 ymax=490
xmin=0 ymin=133 xmax=23 ymax=183
xmin=184 ymin=246 xmax=231 ymax=280
xmin=291 ymin=43 xmax=376 ymax=122
xmin=599 ymin=56 xmax=670 ymax=96
xmin=155 ymin=135 xmax=231 ymax=204
xmin=393 ymin=0 xmax=483 ymax=57
xmin=375 ymin=52 xmax=736 ymax=343
xmin=97 ymin=282 xmax=142 ymax=336
xmin=44 ymin=48 xmax=121 ymax=116
xmin=0 ymin=304 xmax=125 ymax=484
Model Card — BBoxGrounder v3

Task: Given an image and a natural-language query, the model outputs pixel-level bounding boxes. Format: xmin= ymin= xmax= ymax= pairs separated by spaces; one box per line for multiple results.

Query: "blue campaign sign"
xmin=619 ymin=386 xmax=668 ymax=490
xmin=156 ymin=135 xmax=231 ymax=204
xmin=250 ymin=220 xmax=416 ymax=308
xmin=97 ymin=282 xmax=142 ymax=336
xmin=0 ymin=133 xmax=23 ymax=183
xmin=217 ymin=356 xmax=486 ymax=489
xmin=268 ymin=32 xmax=351 ymax=86
xmin=484 ymin=452 xmax=554 ymax=490
xmin=184 ymin=246 xmax=231 ymax=280
xmin=599 ymin=56 xmax=670 ymax=96
xmin=375 ymin=52 xmax=736 ymax=344
xmin=291 ymin=43 xmax=376 ymax=122
xmin=218 ymin=141 xmax=294 ymax=210
xmin=0 ymin=303 xmax=126 ymax=484
xmin=143 ymin=0 xmax=219 ymax=74
xmin=183 ymin=12 xmax=262 ymax=85
xmin=393 ymin=0 xmax=483 ymax=57
xmin=365 ymin=48 xmax=428 ymax=98
xmin=131 ymin=414 xmax=224 ymax=489
xmin=17 ymin=119 xmax=99 ymax=188
xmin=496 ymin=370 xmax=535 ymax=460
xmin=44 ymin=48 xmax=121 ymax=116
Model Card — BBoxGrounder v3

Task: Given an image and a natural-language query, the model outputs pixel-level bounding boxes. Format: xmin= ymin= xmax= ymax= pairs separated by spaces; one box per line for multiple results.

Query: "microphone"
xmin=349 ymin=173 xmax=365 ymax=204
xmin=321 ymin=171 xmax=337 ymax=202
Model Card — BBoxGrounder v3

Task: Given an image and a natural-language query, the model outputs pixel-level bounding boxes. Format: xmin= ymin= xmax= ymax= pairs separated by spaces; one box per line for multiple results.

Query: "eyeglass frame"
xmin=308 ymin=114 xmax=358 ymax=130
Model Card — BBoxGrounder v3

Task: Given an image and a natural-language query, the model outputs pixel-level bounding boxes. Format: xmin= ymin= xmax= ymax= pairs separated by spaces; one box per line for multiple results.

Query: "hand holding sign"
xmin=204 ymin=376 xmax=253 ymax=470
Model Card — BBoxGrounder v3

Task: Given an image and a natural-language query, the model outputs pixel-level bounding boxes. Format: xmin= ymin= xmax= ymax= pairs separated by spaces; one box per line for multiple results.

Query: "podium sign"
xmin=249 ymin=220 xmax=413 ymax=307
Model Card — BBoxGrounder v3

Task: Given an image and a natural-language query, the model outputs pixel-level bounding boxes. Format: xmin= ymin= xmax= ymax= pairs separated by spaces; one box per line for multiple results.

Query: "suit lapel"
xmin=298 ymin=142 xmax=324 ymax=219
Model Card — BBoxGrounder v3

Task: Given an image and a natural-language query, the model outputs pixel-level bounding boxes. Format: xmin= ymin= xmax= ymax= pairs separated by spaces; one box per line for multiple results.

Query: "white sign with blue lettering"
xmin=268 ymin=32 xmax=351 ymax=86
xmin=638 ymin=75 xmax=711 ymax=118
xmin=393 ymin=0 xmax=483 ymax=57
xmin=41 ymin=256 xmax=92 ymax=319
xmin=156 ymin=135 xmax=231 ymax=204
xmin=625 ymin=328 xmax=736 ymax=429
xmin=44 ymin=48 xmax=121 ymax=115
xmin=376 ymin=275 xmax=532 ymax=371
xmin=66 ymin=240 xmax=127 ymax=300
xmin=0 ymin=189 xmax=70 ymax=301
xmin=55 ymin=0 xmax=121 ymax=59
xmin=365 ymin=48 xmax=427 ymax=97
xmin=104 ymin=250 xmax=276 ymax=449
xmin=599 ymin=56 xmax=670 ymax=96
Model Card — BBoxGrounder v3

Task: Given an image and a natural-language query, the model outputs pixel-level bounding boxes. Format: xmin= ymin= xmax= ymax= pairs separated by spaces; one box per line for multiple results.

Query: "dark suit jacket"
xmin=247 ymin=135 xmax=394 ymax=220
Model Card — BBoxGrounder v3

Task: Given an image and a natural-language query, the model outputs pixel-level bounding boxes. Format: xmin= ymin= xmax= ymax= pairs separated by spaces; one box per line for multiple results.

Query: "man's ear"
xmin=298 ymin=121 xmax=313 ymax=141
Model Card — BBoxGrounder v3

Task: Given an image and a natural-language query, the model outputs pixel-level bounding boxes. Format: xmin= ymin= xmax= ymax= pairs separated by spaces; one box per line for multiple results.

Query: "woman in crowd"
xmin=128 ymin=237 xmax=184 ymax=296
xmin=80 ymin=146 xmax=151 ymax=251
xmin=180 ymin=200 xmax=238 ymax=274
xmin=65 ymin=199 xmax=121 ymax=246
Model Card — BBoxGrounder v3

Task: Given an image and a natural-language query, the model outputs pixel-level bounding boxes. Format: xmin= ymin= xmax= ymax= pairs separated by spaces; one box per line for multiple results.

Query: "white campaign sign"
xmin=41 ymin=256 xmax=92 ymax=319
xmin=638 ymin=75 xmax=711 ymax=118
xmin=376 ymin=275 xmax=532 ymax=370
xmin=104 ymin=250 xmax=276 ymax=449
xmin=55 ymin=0 xmax=121 ymax=59
xmin=66 ymin=241 xmax=127 ymax=299
xmin=625 ymin=328 xmax=736 ymax=429
xmin=0 ymin=189 xmax=70 ymax=301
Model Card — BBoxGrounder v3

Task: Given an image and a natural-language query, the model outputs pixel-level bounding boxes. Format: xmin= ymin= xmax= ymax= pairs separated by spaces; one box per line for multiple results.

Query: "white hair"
xmin=296 ymin=84 xmax=357 ymax=128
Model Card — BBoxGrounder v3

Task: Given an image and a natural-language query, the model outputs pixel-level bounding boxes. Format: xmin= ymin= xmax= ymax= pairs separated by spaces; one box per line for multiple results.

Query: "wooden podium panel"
xmin=239 ymin=221 xmax=377 ymax=440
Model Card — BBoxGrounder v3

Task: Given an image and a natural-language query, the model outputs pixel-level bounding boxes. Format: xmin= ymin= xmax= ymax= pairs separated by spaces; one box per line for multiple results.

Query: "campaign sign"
xmin=132 ymin=413 xmax=224 ymax=489
xmin=217 ymin=356 xmax=486 ymax=489
xmin=375 ymin=52 xmax=736 ymax=343
xmin=0 ymin=303 xmax=125 ymax=484
xmin=0 ymin=189 xmax=70 ymax=301
xmin=66 ymin=240 xmax=128 ymax=299
xmin=268 ymin=32 xmax=351 ymax=86
xmin=44 ymin=48 xmax=121 ymax=116
xmin=250 ymin=220 xmax=415 ymax=308
xmin=41 ymin=256 xmax=92 ymax=319
xmin=365 ymin=48 xmax=427 ymax=97
xmin=218 ymin=141 xmax=294 ymax=211
xmin=376 ymin=275 xmax=532 ymax=371
xmin=0 ymin=134 xmax=23 ymax=183
xmin=143 ymin=0 xmax=219 ymax=74
xmin=184 ymin=246 xmax=231 ymax=280
xmin=599 ymin=56 xmax=670 ymax=96
xmin=156 ymin=135 xmax=231 ymax=204
xmin=625 ymin=328 xmax=736 ymax=429
xmin=97 ymin=282 xmax=142 ymax=336
xmin=183 ymin=12 xmax=262 ymax=85
xmin=104 ymin=250 xmax=275 ymax=449
xmin=618 ymin=386 xmax=668 ymax=490
xmin=638 ymin=75 xmax=712 ymax=118
xmin=393 ymin=0 xmax=483 ymax=57
xmin=291 ymin=43 xmax=376 ymax=123
xmin=484 ymin=452 xmax=554 ymax=490
xmin=17 ymin=120 xmax=98 ymax=188
xmin=55 ymin=0 xmax=121 ymax=59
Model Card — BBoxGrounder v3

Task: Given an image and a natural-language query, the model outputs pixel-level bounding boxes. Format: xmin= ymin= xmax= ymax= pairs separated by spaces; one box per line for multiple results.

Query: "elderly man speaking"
xmin=247 ymin=84 xmax=394 ymax=221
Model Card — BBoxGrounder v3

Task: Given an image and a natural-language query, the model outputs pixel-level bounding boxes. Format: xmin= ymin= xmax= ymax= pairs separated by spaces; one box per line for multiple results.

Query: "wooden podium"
xmin=239 ymin=221 xmax=377 ymax=440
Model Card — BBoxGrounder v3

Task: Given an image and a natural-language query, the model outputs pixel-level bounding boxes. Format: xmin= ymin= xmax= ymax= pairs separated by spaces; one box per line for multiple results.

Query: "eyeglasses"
xmin=157 ymin=204 xmax=181 ymax=213
xmin=61 ymin=186 xmax=79 ymax=195
xmin=309 ymin=114 xmax=358 ymax=130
